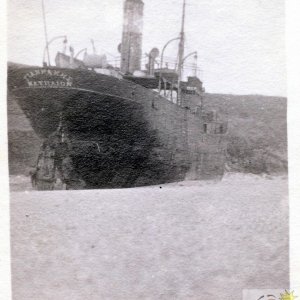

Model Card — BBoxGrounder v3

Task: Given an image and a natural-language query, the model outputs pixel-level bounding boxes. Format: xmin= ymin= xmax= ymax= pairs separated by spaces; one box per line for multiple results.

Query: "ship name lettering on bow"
xmin=24 ymin=69 xmax=73 ymax=88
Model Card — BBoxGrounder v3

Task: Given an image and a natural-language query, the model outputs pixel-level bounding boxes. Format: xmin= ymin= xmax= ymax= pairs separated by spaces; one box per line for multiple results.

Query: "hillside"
xmin=7 ymin=92 xmax=287 ymax=176
xmin=202 ymin=93 xmax=287 ymax=174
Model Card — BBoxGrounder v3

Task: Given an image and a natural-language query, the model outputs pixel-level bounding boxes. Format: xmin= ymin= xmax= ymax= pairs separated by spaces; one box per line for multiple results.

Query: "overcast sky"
xmin=8 ymin=0 xmax=286 ymax=96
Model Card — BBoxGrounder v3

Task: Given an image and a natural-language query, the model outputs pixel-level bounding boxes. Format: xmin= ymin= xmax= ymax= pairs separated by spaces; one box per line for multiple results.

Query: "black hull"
xmin=8 ymin=65 xmax=226 ymax=188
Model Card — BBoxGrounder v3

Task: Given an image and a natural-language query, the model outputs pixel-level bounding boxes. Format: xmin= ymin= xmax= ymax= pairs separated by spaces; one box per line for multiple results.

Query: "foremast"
xmin=177 ymin=0 xmax=186 ymax=105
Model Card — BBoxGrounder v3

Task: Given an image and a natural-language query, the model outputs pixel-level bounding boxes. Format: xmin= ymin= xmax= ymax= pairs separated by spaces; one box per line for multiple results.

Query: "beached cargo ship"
xmin=7 ymin=0 xmax=227 ymax=190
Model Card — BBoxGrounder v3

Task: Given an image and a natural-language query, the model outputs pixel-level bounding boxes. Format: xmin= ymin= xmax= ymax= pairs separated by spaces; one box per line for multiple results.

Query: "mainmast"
xmin=177 ymin=0 xmax=186 ymax=105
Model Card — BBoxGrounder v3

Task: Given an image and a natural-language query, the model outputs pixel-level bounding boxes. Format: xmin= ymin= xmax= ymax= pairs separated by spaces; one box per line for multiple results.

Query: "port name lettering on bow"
xmin=24 ymin=69 xmax=73 ymax=88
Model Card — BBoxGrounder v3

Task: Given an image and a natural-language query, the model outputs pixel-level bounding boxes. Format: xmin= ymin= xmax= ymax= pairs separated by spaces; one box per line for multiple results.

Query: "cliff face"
xmin=7 ymin=94 xmax=41 ymax=174
xmin=7 ymin=91 xmax=287 ymax=176
xmin=7 ymin=63 xmax=42 ymax=174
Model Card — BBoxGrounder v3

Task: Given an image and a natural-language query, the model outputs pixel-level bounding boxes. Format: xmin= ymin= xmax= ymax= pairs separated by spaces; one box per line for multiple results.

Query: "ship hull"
xmin=8 ymin=65 xmax=226 ymax=188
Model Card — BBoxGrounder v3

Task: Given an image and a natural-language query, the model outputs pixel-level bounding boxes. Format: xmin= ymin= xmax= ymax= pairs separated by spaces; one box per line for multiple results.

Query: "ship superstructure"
xmin=7 ymin=0 xmax=227 ymax=190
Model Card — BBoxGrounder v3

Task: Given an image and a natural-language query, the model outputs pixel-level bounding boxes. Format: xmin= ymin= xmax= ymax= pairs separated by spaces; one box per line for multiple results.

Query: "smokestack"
xmin=120 ymin=0 xmax=144 ymax=74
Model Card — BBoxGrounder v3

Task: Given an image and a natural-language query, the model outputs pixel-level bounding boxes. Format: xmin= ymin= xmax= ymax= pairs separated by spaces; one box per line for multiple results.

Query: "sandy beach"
xmin=10 ymin=174 xmax=289 ymax=299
